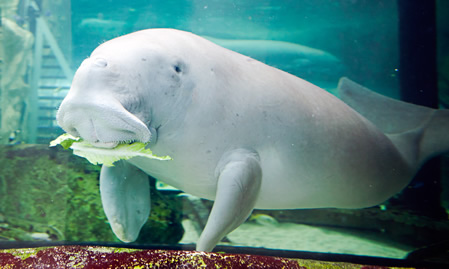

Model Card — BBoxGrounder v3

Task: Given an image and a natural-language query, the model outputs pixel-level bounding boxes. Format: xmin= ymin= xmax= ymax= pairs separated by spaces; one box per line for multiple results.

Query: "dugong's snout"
xmin=57 ymin=95 xmax=151 ymax=148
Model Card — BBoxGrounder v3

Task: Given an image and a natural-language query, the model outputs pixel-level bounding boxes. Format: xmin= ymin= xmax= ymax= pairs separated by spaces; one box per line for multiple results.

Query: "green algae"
xmin=0 ymin=144 xmax=183 ymax=244
xmin=0 ymin=144 xmax=113 ymax=242
xmin=0 ymin=247 xmax=48 ymax=260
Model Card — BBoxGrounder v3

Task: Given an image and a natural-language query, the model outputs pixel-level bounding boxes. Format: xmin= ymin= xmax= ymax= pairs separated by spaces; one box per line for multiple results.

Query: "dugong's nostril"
xmin=67 ymin=127 xmax=80 ymax=138
xmin=94 ymin=58 xmax=108 ymax=67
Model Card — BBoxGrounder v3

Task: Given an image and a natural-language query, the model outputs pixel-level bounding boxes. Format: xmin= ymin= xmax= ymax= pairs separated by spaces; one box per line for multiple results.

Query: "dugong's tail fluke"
xmin=337 ymin=77 xmax=449 ymax=170
xmin=416 ymin=109 xmax=449 ymax=162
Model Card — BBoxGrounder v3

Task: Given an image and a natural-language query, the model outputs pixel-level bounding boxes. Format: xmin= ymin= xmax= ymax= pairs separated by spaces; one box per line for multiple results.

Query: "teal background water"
xmin=1 ymin=0 xmax=449 ymax=264
xmin=70 ymin=0 xmax=399 ymax=96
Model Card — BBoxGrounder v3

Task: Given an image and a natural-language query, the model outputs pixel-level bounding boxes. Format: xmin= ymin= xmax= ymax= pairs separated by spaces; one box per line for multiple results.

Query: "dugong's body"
xmin=57 ymin=29 xmax=449 ymax=252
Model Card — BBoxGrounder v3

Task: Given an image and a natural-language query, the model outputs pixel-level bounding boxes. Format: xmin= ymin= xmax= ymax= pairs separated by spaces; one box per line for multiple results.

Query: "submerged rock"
xmin=0 ymin=245 xmax=397 ymax=268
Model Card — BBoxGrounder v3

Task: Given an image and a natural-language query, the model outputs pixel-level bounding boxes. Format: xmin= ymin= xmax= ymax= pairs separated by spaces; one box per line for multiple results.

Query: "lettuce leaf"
xmin=50 ymin=133 xmax=172 ymax=167
xmin=49 ymin=133 xmax=80 ymax=149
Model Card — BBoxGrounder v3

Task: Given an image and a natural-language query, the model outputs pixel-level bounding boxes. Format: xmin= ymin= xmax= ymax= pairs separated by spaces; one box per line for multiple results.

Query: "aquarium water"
xmin=0 ymin=0 xmax=448 ymax=267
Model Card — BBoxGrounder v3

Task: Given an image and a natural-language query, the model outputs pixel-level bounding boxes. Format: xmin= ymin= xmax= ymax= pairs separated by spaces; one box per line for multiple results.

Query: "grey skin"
xmin=57 ymin=29 xmax=449 ymax=252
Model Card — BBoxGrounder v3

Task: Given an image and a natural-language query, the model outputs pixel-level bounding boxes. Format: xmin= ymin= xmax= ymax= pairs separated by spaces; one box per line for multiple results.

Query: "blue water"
xmin=71 ymin=0 xmax=399 ymax=97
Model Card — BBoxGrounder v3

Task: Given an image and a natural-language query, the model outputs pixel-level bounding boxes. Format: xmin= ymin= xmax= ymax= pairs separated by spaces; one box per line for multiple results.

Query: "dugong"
xmin=56 ymin=29 xmax=449 ymax=252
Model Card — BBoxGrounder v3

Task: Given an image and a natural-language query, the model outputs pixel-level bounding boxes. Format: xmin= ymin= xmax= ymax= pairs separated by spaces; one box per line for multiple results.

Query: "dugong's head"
xmin=57 ymin=29 xmax=197 ymax=148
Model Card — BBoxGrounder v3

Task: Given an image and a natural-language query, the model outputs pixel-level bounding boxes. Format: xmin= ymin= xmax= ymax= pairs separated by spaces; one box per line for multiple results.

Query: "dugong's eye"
xmin=173 ymin=65 xmax=182 ymax=73
xmin=173 ymin=61 xmax=186 ymax=74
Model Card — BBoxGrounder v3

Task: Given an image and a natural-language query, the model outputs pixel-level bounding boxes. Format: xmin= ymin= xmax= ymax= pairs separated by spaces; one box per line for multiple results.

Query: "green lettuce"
xmin=50 ymin=133 xmax=172 ymax=167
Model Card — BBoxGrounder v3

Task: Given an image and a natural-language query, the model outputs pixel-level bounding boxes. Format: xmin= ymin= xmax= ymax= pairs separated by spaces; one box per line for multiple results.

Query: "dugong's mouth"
xmin=90 ymin=140 xmax=120 ymax=149
xmin=79 ymin=116 xmax=152 ymax=149
xmin=57 ymin=99 xmax=152 ymax=149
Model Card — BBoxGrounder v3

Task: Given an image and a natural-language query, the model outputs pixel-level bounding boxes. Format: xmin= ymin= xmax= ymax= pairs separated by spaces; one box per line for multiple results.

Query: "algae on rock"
xmin=0 ymin=144 xmax=184 ymax=244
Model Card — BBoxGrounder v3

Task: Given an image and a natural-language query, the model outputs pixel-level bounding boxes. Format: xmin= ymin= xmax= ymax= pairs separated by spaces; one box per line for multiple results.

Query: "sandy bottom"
xmin=180 ymin=219 xmax=411 ymax=259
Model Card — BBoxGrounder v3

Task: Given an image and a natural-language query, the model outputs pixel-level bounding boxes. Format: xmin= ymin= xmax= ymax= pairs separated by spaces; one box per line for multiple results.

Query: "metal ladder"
xmin=0 ymin=20 xmax=3 ymax=99
xmin=29 ymin=11 xmax=73 ymax=144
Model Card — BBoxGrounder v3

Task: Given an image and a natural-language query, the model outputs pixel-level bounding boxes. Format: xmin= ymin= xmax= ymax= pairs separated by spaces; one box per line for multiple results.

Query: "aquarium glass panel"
xmin=0 ymin=0 xmax=448 ymax=266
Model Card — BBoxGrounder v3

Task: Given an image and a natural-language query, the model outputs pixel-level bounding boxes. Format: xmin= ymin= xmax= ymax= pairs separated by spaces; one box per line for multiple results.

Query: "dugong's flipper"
xmin=100 ymin=160 xmax=151 ymax=242
xmin=196 ymin=149 xmax=262 ymax=252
